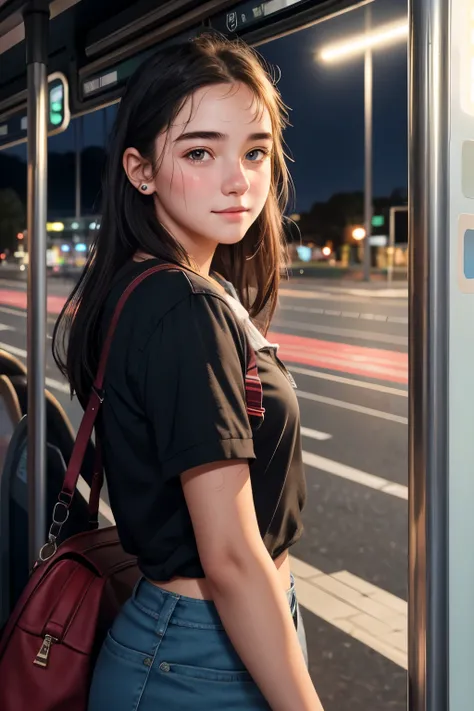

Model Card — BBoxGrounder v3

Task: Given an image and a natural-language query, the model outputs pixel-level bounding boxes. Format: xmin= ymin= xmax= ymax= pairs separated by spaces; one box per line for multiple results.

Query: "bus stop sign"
xmin=0 ymin=71 xmax=70 ymax=151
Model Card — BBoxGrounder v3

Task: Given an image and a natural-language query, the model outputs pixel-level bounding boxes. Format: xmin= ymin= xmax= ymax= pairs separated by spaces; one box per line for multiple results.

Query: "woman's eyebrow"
xmin=174 ymin=131 xmax=273 ymax=143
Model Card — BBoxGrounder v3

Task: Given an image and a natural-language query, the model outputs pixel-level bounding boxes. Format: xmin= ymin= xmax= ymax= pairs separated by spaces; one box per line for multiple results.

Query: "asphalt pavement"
xmin=0 ymin=273 xmax=409 ymax=711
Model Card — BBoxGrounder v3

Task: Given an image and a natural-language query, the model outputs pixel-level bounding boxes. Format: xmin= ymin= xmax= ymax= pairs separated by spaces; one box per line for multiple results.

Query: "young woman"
xmin=53 ymin=34 xmax=324 ymax=711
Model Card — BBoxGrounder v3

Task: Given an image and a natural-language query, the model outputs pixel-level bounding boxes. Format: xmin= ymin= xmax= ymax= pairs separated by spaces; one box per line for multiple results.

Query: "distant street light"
xmin=352 ymin=227 xmax=366 ymax=241
xmin=318 ymin=17 xmax=408 ymax=281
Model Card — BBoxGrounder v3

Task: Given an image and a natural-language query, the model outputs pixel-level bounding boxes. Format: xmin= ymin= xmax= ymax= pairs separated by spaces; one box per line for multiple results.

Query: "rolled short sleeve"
xmin=143 ymin=293 xmax=255 ymax=481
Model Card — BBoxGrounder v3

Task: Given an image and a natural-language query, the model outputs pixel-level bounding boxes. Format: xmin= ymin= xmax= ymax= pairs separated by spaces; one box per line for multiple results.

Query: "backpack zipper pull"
xmin=34 ymin=634 xmax=57 ymax=668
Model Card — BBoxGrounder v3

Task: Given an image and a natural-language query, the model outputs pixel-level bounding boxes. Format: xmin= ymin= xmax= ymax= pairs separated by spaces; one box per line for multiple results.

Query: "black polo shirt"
xmin=97 ymin=260 xmax=306 ymax=581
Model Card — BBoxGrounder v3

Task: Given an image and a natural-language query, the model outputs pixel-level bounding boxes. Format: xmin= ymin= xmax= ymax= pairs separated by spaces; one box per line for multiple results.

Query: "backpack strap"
xmin=46 ymin=264 xmax=264 ymax=549
xmin=245 ymin=346 xmax=265 ymax=420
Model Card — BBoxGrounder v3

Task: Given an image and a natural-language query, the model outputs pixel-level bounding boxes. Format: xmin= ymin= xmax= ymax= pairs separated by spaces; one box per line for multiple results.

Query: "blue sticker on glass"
xmin=464 ymin=229 xmax=474 ymax=279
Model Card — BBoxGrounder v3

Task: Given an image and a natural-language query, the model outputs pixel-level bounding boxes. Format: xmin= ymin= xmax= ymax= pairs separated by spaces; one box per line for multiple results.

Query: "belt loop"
xmin=154 ymin=592 xmax=179 ymax=640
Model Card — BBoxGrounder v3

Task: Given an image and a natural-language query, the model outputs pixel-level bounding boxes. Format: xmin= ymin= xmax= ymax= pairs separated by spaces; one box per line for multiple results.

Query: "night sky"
xmin=6 ymin=0 xmax=408 ymax=213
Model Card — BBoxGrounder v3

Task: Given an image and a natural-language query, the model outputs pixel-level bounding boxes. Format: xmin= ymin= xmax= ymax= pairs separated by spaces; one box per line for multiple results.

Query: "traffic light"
xmin=0 ymin=72 xmax=70 ymax=150
xmin=371 ymin=215 xmax=385 ymax=228
xmin=48 ymin=75 xmax=68 ymax=132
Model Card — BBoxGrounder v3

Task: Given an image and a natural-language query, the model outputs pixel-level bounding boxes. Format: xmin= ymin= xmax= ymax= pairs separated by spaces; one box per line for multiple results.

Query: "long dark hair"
xmin=53 ymin=33 xmax=293 ymax=404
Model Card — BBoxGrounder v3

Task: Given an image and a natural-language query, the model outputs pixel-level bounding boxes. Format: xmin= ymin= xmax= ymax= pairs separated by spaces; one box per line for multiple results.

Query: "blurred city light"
xmin=296 ymin=245 xmax=312 ymax=262
xmin=352 ymin=227 xmax=366 ymax=241
xmin=47 ymin=222 xmax=64 ymax=232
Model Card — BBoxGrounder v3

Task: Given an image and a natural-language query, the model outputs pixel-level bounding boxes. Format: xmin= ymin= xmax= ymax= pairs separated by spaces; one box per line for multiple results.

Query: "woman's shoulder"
xmin=103 ymin=259 xmax=243 ymax=340
xmin=108 ymin=259 xmax=216 ymax=305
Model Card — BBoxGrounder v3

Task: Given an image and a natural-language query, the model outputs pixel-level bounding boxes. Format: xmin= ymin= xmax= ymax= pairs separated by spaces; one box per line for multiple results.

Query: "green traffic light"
xmin=372 ymin=215 xmax=385 ymax=228
xmin=48 ymin=83 xmax=65 ymax=129
xmin=50 ymin=112 xmax=63 ymax=126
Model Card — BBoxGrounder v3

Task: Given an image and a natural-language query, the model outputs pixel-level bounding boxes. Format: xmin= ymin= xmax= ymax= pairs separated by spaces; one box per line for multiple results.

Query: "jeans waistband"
xmin=132 ymin=575 xmax=297 ymax=631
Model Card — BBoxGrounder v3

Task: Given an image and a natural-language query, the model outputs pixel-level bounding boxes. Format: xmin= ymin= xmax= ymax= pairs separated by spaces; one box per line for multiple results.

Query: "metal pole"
xmin=75 ymin=116 xmax=82 ymax=219
xmin=363 ymin=40 xmax=372 ymax=282
xmin=23 ymin=0 xmax=49 ymax=568
xmin=408 ymin=0 xmax=449 ymax=709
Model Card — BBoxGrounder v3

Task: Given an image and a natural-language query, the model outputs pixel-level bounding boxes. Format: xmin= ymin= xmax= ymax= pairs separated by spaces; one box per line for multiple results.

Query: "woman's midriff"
xmin=147 ymin=550 xmax=292 ymax=599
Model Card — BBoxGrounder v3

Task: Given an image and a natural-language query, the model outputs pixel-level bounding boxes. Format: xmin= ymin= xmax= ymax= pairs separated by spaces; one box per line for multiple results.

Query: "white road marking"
xmin=0 ymin=342 xmax=70 ymax=394
xmin=75 ymin=476 xmax=117 ymax=525
xmin=46 ymin=378 xmax=70 ymax=394
xmin=273 ymin=319 xmax=408 ymax=346
xmin=300 ymin=426 xmax=332 ymax=441
xmin=0 ymin=342 xmax=27 ymax=358
xmin=0 ymin=324 xmax=14 ymax=332
xmin=279 ymin=304 xmax=408 ymax=326
xmin=279 ymin=288 xmax=407 ymax=306
xmin=302 ymin=450 xmax=408 ymax=500
xmin=0 ymin=305 xmax=58 ymax=325
xmin=0 ymin=277 xmax=28 ymax=288
xmin=296 ymin=390 xmax=408 ymax=425
xmin=294 ymin=286 xmax=408 ymax=299
xmin=335 ymin=288 xmax=408 ymax=299
xmin=290 ymin=556 xmax=407 ymax=669
xmin=0 ymin=306 xmax=26 ymax=318
xmin=289 ymin=365 xmax=408 ymax=397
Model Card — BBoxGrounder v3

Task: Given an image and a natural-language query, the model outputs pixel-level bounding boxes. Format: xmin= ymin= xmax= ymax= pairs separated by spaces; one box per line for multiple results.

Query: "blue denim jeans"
xmin=88 ymin=575 xmax=308 ymax=711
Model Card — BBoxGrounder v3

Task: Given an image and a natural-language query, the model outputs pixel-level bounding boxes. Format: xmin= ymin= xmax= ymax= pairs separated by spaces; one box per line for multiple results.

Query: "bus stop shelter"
xmin=0 ymin=1 xmax=472 ymax=710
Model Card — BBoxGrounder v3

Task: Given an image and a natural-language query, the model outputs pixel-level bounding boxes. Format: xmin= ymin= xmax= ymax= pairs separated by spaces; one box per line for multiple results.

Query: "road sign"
xmin=0 ymin=72 xmax=70 ymax=151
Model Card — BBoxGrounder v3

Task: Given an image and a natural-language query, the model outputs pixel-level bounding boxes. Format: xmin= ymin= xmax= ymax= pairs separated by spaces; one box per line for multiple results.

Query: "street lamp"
xmin=319 ymin=17 xmax=408 ymax=281
xmin=352 ymin=227 xmax=366 ymax=241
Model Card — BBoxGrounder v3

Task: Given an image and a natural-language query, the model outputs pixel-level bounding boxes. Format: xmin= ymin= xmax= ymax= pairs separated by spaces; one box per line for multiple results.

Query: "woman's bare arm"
xmin=181 ymin=459 xmax=324 ymax=711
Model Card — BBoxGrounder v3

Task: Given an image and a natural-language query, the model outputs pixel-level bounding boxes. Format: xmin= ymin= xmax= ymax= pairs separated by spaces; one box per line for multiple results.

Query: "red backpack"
xmin=0 ymin=263 xmax=264 ymax=710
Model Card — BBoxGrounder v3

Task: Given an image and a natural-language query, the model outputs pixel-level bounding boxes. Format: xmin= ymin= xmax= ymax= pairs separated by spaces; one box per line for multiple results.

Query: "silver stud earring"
xmin=140 ymin=184 xmax=148 ymax=192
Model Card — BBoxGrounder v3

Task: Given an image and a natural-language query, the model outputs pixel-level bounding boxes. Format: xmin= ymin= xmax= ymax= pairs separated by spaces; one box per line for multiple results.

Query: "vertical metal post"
xmin=75 ymin=116 xmax=82 ymax=219
xmin=408 ymin=0 xmax=449 ymax=709
xmin=23 ymin=1 xmax=49 ymax=568
xmin=363 ymin=7 xmax=373 ymax=283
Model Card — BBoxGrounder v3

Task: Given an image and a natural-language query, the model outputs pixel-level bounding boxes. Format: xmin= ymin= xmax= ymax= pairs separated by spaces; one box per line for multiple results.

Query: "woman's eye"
xmin=246 ymin=149 xmax=268 ymax=162
xmin=186 ymin=149 xmax=210 ymax=162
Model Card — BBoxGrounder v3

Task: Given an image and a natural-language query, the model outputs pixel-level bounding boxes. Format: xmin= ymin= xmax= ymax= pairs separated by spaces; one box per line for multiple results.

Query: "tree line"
xmin=289 ymin=188 xmax=408 ymax=250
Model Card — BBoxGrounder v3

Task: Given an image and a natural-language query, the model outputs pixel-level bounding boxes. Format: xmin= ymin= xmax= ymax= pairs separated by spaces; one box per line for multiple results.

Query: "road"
xmin=0 ymin=274 xmax=408 ymax=711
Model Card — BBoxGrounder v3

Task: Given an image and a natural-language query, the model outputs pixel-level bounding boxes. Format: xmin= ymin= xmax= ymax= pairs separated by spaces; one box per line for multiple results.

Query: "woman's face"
xmin=140 ymin=82 xmax=273 ymax=272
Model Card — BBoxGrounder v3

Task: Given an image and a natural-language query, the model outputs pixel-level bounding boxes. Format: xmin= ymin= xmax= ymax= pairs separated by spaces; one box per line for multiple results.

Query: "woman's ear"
xmin=122 ymin=147 xmax=155 ymax=195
